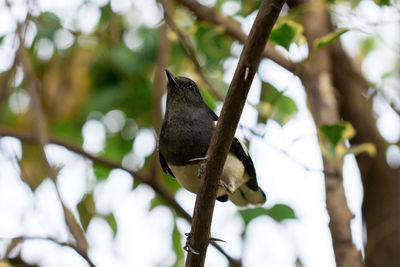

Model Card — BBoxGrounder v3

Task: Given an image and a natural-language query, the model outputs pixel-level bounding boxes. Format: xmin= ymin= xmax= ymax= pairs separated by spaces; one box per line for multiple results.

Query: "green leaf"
xmin=312 ymin=28 xmax=349 ymax=52
xmin=317 ymin=121 xmax=376 ymax=160
xmin=239 ymin=204 xmax=296 ymax=227
xmin=149 ymin=195 xmax=170 ymax=211
xmin=93 ymin=164 xmax=111 ymax=181
xmin=269 ymin=19 xmax=305 ymax=51
xmin=253 ymin=83 xmax=298 ymax=126
xmin=317 ymin=121 xmax=353 ymax=160
xmin=35 ymin=12 xmax=62 ymax=40
xmin=360 ymin=37 xmax=375 ymax=57
xmin=373 ymin=0 xmax=391 ymax=6
xmin=194 ymin=23 xmax=233 ymax=70
xmin=19 ymin=144 xmax=49 ymax=191
xmin=0 ymin=35 xmax=5 ymax=46
xmin=238 ymin=0 xmax=261 ymax=17
xmin=77 ymin=193 xmax=96 ymax=231
xmin=102 ymin=134 xmax=132 ymax=162
xmin=104 ymin=213 xmax=118 ymax=237
xmin=172 ymin=223 xmax=184 ymax=267
xmin=318 ymin=122 xmax=353 ymax=147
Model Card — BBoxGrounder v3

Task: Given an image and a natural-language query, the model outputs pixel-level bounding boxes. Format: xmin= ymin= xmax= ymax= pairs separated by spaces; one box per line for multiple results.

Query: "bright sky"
xmin=0 ymin=0 xmax=399 ymax=266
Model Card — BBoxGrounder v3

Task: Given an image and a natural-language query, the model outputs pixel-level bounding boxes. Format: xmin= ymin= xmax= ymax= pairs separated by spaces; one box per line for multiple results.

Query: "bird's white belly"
xmin=168 ymin=153 xmax=247 ymax=196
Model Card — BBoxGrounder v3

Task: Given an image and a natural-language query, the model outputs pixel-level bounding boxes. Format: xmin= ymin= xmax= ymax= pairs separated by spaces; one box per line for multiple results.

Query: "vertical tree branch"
xmin=330 ymin=37 xmax=400 ymax=267
xmin=185 ymin=1 xmax=285 ymax=266
xmin=296 ymin=0 xmax=363 ymax=266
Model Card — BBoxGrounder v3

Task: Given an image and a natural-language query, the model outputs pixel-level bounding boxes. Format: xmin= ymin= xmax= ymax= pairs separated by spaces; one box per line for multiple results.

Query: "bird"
xmin=158 ymin=69 xmax=266 ymax=207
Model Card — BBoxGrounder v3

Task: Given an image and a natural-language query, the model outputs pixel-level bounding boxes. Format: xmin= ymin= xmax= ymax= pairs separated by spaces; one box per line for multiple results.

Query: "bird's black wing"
xmin=230 ymin=138 xmax=259 ymax=191
xmin=159 ymin=150 xmax=175 ymax=178
xmin=205 ymin=104 xmax=218 ymax=121
xmin=204 ymin=105 xmax=258 ymax=190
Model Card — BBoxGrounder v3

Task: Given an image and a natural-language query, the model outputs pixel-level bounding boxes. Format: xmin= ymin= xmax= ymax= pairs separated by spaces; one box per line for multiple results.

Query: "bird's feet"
xmin=218 ymin=180 xmax=235 ymax=194
xmin=184 ymin=233 xmax=200 ymax=255
xmin=184 ymin=233 xmax=226 ymax=255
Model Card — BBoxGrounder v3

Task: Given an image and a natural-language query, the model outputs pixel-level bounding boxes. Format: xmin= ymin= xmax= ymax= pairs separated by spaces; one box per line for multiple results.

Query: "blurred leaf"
xmin=41 ymin=48 xmax=93 ymax=122
xmin=0 ymin=35 xmax=5 ymax=45
xmin=317 ymin=121 xmax=376 ymax=160
xmin=88 ymin=42 xmax=155 ymax=122
xmin=318 ymin=122 xmax=353 ymax=147
xmin=94 ymin=164 xmax=111 ymax=181
xmin=269 ymin=19 xmax=305 ymax=50
xmin=162 ymin=173 xmax=183 ymax=194
xmin=239 ymin=204 xmax=296 ymax=228
xmin=103 ymin=134 xmax=132 ymax=162
xmin=150 ymin=195 xmax=170 ymax=211
xmin=360 ymin=37 xmax=376 ymax=57
xmin=253 ymin=83 xmax=298 ymax=126
xmin=318 ymin=122 xmax=353 ymax=159
xmin=172 ymin=222 xmax=184 ymax=267
xmin=104 ymin=213 xmax=118 ymax=237
xmin=312 ymin=28 xmax=348 ymax=52
xmin=325 ymin=0 xmax=363 ymax=7
xmin=34 ymin=12 xmax=62 ymax=40
xmin=19 ymin=144 xmax=48 ymax=191
xmin=194 ymin=23 xmax=233 ymax=70
xmin=51 ymin=121 xmax=82 ymax=144
xmin=77 ymin=193 xmax=96 ymax=231
xmin=373 ymin=0 xmax=391 ymax=6
xmin=347 ymin=143 xmax=377 ymax=157
xmin=0 ymin=260 xmax=12 ymax=267
xmin=63 ymin=205 xmax=88 ymax=252
xmin=238 ymin=0 xmax=261 ymax=16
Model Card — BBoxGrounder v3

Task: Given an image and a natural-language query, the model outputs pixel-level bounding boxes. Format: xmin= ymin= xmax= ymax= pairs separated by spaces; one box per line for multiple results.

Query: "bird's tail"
xmin=229 ymin=184 xmax=266 ymax=207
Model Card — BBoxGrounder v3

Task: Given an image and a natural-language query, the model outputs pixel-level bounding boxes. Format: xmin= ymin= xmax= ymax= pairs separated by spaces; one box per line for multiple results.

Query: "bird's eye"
xmin=188 ymin=84 xmax=195 ymax=91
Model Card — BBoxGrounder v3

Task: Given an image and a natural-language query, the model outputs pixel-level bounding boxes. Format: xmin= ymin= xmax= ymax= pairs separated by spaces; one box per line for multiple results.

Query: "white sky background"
xmin=0 ymin=0 xmax=399 ymax=266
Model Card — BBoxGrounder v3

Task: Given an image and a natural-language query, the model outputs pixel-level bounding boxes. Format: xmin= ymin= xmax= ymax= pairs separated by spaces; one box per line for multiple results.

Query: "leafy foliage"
xmin=77 ymin=193 xmax=96 ymax=231
xmin=254 ymin=83 xmax=298 ymax=126
xmin=269 ymin=19 xmax=305 ymax=50
xmin=318 ymin=121 xmax=376 ymax=160
xmin=239 ymin=204 xmax=296 ymax=234
xmin=104 ymin=213 xmax=118 ymax=237
xmin=312 ymin=28 xmax=349 ymax=53
xmin=0 ymin=0 xmax=395 ymax=265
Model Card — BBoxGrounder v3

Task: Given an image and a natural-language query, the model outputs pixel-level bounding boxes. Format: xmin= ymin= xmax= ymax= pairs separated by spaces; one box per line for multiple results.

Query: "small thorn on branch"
xmin=209 ymin=237 xmax=226 ymax=243
xmin=244 ymin=66 xmax=250 ymax=80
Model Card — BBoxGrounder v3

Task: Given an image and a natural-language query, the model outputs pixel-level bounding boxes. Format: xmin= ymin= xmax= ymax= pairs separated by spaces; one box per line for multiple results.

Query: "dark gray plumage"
xmin=159 ymin=70 xmax=266 ymax=207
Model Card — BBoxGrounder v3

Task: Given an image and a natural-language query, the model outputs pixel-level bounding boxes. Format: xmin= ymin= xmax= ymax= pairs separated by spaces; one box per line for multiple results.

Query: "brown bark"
xmin=185 ymin=1 xmax=286 ymax=266
xmin=330 ymin=41 xmax=400 ymax=267
xmin=297 ymin=1 xmax=363 ymax=266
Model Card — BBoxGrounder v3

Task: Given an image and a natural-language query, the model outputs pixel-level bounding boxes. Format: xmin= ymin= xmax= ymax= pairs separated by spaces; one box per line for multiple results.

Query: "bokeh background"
xmin=0 ymin=0 xmax=399 ymax=266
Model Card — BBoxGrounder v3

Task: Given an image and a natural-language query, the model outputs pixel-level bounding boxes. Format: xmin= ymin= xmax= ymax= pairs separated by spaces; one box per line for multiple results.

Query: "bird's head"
xmin=165 ymin=69 xmax=204 ymax=107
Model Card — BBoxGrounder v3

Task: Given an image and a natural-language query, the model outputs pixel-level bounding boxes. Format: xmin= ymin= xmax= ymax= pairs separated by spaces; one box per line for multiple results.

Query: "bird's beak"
xmin=165 ymin=69 xmax=178 ymax=87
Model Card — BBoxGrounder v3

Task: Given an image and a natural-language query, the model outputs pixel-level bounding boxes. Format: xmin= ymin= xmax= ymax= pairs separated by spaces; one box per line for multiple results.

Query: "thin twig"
xmin=15 ymin=20 xmax=91 ymax=264
xmin=0 ymin=236 xmax=95 ymax=267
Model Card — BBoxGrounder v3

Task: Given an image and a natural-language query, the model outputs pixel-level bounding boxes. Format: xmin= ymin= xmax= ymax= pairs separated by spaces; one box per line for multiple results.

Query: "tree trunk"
xmin=298 ymin=1 xmax=363 ymax=266
xmin=330 ymin=41 xmax=400 ymax=267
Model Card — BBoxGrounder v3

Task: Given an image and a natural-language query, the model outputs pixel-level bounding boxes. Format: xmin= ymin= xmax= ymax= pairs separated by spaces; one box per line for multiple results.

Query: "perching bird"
xmin=158 ymin=70 xmax=266 ymax=207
